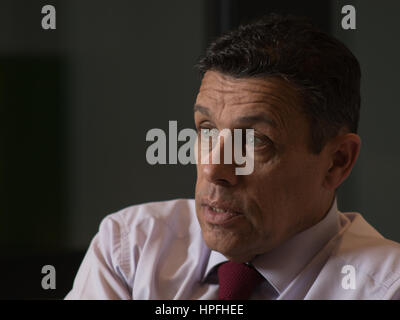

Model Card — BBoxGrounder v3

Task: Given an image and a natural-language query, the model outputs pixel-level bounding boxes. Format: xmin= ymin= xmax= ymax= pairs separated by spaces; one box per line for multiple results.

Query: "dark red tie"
xmin=217 ymin=261 xmax=264 ymax=300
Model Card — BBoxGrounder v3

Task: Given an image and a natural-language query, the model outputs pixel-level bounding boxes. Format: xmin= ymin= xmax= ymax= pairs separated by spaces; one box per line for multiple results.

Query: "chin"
xmin=202 ymin=226 xmax=251 ymax=259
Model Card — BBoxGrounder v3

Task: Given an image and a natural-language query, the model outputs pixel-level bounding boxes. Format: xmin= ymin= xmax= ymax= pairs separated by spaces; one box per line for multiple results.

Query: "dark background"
xmin=1 ymin=0 xmax=399 ymax=299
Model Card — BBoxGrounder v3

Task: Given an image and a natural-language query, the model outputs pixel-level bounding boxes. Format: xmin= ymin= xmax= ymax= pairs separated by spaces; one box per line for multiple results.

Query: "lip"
xmin=200 ymin=200 xmax=244 ymax=225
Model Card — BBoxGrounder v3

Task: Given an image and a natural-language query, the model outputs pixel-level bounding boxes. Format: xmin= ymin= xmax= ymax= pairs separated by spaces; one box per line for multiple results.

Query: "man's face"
xmin=194 ymin=71 xmax=333 ymax=262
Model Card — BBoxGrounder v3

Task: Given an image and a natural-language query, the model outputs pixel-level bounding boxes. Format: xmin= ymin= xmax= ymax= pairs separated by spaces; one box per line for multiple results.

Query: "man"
xmin=65 ymin=14 xmax=400 ymax=299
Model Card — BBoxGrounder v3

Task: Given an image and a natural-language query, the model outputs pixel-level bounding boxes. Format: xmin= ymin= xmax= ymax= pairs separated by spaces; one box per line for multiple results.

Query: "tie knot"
xmin=217 ymin=261 xmax=264 ymax=300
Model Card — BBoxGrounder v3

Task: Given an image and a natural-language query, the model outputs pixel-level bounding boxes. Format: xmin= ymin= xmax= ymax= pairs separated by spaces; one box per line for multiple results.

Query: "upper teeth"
xmin=212 ymin=207 xmax=227 ymax=213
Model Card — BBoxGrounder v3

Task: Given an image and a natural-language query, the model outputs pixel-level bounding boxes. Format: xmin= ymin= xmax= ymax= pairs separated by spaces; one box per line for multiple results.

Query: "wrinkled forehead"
xmin=196 ymin=71 xmax=303 ymax=122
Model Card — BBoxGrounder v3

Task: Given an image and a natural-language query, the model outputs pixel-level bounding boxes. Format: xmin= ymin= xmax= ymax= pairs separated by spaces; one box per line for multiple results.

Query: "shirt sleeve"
xmin=64 ymin=214 xmax=132 ymax=300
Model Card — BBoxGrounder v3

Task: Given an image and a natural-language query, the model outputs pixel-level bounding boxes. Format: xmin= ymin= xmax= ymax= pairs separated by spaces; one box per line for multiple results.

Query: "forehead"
xmin=195 ymin=71 xmax=303 ymax=128
xmin=199 ymin=71 xmax=298 ymax=100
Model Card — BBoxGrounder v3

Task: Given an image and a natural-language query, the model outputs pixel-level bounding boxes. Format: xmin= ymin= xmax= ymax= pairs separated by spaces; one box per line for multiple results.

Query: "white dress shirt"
xmin=65 ymin=198 xmax=400 ymax=299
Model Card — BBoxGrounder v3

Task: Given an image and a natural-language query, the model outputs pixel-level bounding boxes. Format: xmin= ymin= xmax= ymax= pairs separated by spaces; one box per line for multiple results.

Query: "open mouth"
xmin=201 ymin=203 xmax=243 ymax=225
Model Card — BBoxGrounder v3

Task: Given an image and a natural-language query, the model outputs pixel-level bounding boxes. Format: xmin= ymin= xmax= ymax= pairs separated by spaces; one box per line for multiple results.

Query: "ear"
xmin=323 ymin=133 xmax=361 ymax=190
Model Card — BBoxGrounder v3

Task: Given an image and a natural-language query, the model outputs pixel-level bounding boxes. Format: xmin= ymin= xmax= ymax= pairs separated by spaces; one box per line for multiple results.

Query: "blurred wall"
xmin=0 ymin=0 xmax=204 ymax=252
xmin=332 ymin=0 xmax=400 ymax=242
xmin=0 ymin=0 xmax=69 ymax=253
xmin=0 ymin=0 xmax=204 ymax=299
xmin=63 ymin=0 xmax=204 ymax=250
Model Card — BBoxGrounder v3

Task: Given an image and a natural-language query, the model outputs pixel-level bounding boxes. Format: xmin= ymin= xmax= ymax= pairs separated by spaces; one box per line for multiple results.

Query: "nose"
xmin=201 ymin=162 xmax=238 ymax=187
xmin=199 ymin=132 xmax=238 ymax=187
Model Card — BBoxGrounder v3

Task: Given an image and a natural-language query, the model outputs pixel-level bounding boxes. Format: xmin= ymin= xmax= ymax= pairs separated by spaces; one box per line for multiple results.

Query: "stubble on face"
xmin=194 ymin=71 xmax=331 ymax=262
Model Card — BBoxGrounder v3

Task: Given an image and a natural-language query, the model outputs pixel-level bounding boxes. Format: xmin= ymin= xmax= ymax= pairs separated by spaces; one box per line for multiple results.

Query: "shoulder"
xmin=329 ymin=212 xmax=400 ymax=298
xmin=66 ymin=199 xmax=200 ymax=299
xmin=97 ymin=199 xmax=199 ymax=287
xmin=100 ymin=198 xmax=197 ymax=240
xmin=336 ymin=212 xmax=400 ymax=269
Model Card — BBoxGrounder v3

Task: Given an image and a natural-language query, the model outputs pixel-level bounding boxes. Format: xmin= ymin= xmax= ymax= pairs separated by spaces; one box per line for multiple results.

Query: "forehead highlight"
xmin=198 ymin=71 xmax=301 ymax=109
xmin=196 ymin=71 xmax=303 ymax=130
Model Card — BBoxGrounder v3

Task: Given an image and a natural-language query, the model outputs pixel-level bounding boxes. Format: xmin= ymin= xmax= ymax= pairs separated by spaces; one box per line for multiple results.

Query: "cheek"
xmin=252 ymin=153 xmax=319 ymax=196
xmin=242 ymin=160 xmax=301 ymax=227
xmin=248 ymin=156 xmax=324 ymax=224
xmin=195 ymin=164 xmax=205 ymax=191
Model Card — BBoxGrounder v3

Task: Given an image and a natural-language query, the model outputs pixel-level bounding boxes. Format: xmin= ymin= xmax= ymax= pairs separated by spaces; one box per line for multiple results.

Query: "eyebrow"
xmin=236 ymin=115 xmax=277 ymax=128
xmin=194 ymin=104 xmax=277 ymax=128
xmin=193 ymin=104 xmax=211 ymax=116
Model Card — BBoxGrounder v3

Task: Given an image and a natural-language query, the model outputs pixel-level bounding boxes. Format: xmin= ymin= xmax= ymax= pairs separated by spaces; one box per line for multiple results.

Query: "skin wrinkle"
xmin=196 ymin=98 xmax=288 ymax=133
xmin=197 ymin=77 xmax=299 ymax=135
xmin=195 ymin=104 xmax=278 ymax=129
xmin=195 ymin=106 xmax=285 ymax=153
xmin=194 ymin=70 xmax=361 ymax=263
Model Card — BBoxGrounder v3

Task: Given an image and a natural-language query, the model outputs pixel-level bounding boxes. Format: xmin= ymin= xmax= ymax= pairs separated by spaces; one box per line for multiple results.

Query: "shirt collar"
xmin=203 ymin=250 xmax=228 ymax=283
xmin=202 ymin=197 xmax=340 ymax=293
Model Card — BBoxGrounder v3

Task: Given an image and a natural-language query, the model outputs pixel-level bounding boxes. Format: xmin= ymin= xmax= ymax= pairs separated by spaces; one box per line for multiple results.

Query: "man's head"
xmin=194 ymin=14 xmax=361 ymax=262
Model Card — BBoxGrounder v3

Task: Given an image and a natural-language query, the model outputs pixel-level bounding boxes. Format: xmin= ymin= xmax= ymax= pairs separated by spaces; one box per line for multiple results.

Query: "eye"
xmin=245 ymin=131 xmax=272 ymax=149
xmin=200 ymin=128 xmax=211 ymax=138
xmin=199 ymin=127 xmax=219 ymax=140
xmin=246 ymin=134 xmax=262 ymax=146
